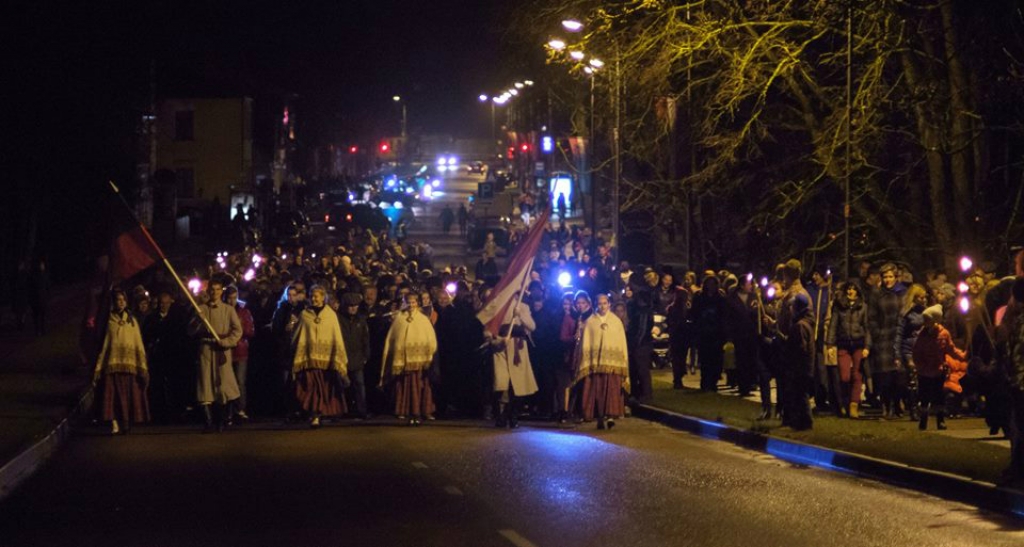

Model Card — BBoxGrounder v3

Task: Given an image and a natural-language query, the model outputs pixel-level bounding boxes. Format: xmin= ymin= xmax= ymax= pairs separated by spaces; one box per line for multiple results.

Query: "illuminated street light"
xmin=392 ymin=95 xmax=401 ymax=102
xmin=478 ymin=94 xmax=488 ymax=102
xmin=569 ymin=51 xmax=585 ymax=61
xmin=589 ymin=58 xmax=604 ymax=68
xmin=562 ymin=19 xmax=584 ymax=32
xmin=548 ymin=39 xmax=566 ymax=50
xmin=509 ymin=89 xmax=519 ymax=96
xmin=583 ymin=66 xmax=594 ymax=75
xmin=514 ymin=82 xmax=524 ymax=89
xmin=524 ymin=80 xmax=534 ymax=86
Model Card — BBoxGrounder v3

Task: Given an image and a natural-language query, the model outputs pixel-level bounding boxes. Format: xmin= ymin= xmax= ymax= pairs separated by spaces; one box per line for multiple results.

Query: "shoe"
xmin=202 ymin=405 xmax=214 ymax=433
xmin=848 ymin=403 xmax=859 ymax=419
xmin=311 ymin=416 xmax=321 ymax=429
xmin=606 ymin=419 xmax=616 ymax=431
xmin=235 ymin=410 xmax=250 ymax=421
xmin=111 ymin=420 xmax=120 ymax=436
xmin=936 ymin=416 xmax=947 ymax=430
xmin=757 ymin=407 xmax=771 ymax=421
xmin=672 ymin=382 xmax=684 ymax=390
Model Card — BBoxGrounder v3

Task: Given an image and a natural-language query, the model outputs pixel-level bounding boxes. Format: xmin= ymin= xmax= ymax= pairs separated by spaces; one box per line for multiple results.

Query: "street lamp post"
xmin=480 ymin=94 xmax=497 ymax=159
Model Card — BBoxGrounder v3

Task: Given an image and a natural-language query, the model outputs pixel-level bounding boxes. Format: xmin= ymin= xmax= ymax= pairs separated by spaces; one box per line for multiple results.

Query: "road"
xmin=2 ymin=418 xmax=1021 ymax=547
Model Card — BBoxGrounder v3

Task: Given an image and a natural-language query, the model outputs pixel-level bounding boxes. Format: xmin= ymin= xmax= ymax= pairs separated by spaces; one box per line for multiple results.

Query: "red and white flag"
xmin=477 ymin=210 xmax=550 ymax=336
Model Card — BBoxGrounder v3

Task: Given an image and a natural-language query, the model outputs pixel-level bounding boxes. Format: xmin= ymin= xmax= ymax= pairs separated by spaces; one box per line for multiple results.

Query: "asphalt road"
xmin=2 ymin=418 xmax=1022 ymax=547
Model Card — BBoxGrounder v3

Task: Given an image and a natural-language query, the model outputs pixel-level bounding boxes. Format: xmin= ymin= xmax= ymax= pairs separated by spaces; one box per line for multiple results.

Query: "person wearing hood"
xmin=869 ymin=263 xmax=908 ymax=418
xmin=825 ymin=282 xmax=872 ymax=418
xmin=912 ymin=305 xmax=966 ymax=430
xmin=781 ymin=293 xmax=815 ymax=430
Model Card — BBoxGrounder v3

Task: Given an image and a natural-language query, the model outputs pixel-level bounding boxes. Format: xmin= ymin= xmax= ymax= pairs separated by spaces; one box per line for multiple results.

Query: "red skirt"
xmin=100 ymin=373 xmax=150 ymax=423
xmin=392 ymin=370 xmax=434 ymax=418
xmin=580 ymin=373 xmax=625 ymax=421
xmin=294 ymin=369 xmax=347 ymax=417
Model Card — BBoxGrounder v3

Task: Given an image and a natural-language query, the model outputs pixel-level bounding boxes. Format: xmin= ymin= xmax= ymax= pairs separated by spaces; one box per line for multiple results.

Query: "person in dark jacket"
xmin=627 ymin=276 xmax=656 ymax=403
xmin=894 ymin=284 xmax=928 ymax=420
xmin=782 ymin=293 xmax=816 ymax=430
xmin=869 ymin=263 xmax=907 ymax=418
xmin=339 ymin=293 xmax=370 ymax=418
xmin=528 ymin=293 xmax=564 ymax=419
xmin=666 ymin=288 xmax=692 ymax=389
xmin=434 ymin=282 xmax=486 ymax=418
xmin=725 ymin=276 xmax=760 ymax=397
xmin=913 ymin=305 xmax=966 ymax=430
xmin=826 ymin=282 xmax=872 ymax=418
xmin=691 ymin=276 xmax=728 ymax=392
xmin=142 ymin=292 xmax=190 ymax=423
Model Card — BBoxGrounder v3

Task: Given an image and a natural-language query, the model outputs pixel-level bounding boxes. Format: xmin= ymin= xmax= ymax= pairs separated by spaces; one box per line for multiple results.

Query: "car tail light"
xmin=325 ymin=214 xmax=330 ymax=223
xmin=346 ymin=214 xmax=353 ymax=222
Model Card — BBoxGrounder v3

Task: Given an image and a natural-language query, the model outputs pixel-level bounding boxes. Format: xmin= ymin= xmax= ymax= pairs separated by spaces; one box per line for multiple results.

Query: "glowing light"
xmin=583 ymin=66 xmax=594 ymax=75
xmin=445 ymin=282 xmax=458 ymax=294
xmin=958 ymin=281 xmax=969 ymax=294
xmin=746 ymin=273 xmax=754 ymax=282
xmin=524 ymin=80 xmax=534 ymax=86
xmin=959 ymin=256 xmax=973 ymax=273
xmin=589 ymin=58 xmax=604 ymax=68
xmin=542 ymin=136 xmax=553 ymax=153
xmin=562 ymin=19 xmax=583 ymax=32
xmin=558 ymin=272 xmax=572 ymax=288
xmin=509 ymin=89 xmax=519 ymax=96
xmin=187 ymin=278 xmax=203 ymax=295
xmin=569 ymin=51 xmax=585 ymax=61
xmin=243 ymin=268 xmax=256 ymax=282
xmin=392 ymin=95 xmax=401 ymax=102
xmin=393 ymin=201 xmax=404 ymax=209
xmin=760 ymin=276 xmax=769 ymax=288
xmin=548 ymin=39 xmax=566 ymax=50
xmin=422 ymin=185 xmax=433 ymax=199
xmin=431 ymin=179 xmax=440 ymax=187
xmin=404 ymin=187 xmax=414 ymax=194
xmin=252 ymin=254 xmax=262 ymax=266
xmin=386 ymin=178 xmax=397 ymax=188
xmin=478 ymin=94 xmax=488 ymax=102
xmin=437 ymin=157 xmax=447 ymax=166
xmin=578 ymin=269 xmax=586 ymax=278
xmin=514 ymin=82 xmax=524 ymax=89
xmin=766 ymin=286 xmax=777 ymax=299
xmin=447 ymin=156 xmax=457 ymax=166
xmin=959 ymin=296 xmax=970 ymax=314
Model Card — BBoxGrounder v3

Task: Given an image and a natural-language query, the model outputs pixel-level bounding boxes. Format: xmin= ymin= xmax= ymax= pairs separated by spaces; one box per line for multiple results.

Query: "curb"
xmin=632 ymin=403 xmax=1024 ymax=519
xmin=0 ymin=386 xmax=94 ymax=501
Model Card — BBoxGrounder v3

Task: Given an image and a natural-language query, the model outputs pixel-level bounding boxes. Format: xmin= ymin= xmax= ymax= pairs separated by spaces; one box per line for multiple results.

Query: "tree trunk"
xmin=939 ymin=0 xmax=975 ymax=249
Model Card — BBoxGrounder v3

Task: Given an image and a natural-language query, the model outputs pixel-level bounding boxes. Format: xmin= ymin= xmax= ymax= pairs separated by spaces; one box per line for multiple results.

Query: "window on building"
xmin=175 ymin=168 xmax=195 ymax=198
xmin=174 ymin=110 xmax=194 ymax=141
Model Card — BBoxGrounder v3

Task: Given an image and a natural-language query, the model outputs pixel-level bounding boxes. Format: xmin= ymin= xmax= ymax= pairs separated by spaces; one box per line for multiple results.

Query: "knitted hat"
xmin=922 ymin=304 xmax=943 ymax=322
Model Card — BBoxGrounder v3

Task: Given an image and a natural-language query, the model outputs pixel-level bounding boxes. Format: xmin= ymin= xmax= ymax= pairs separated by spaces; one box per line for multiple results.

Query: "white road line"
xmin=443 ymin=485 xmax=463 ymax=496
xmin=411 ymin=461 xmax=428 ymax=469
xmin=498 ymin=529 xmax=539 ymax=547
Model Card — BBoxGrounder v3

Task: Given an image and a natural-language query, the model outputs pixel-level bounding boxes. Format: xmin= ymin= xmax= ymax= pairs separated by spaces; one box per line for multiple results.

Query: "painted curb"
xmin=0 ymin=386 xmax=94 ymax=501
xmin=632 ymin=404 xmax=1024 ymax=519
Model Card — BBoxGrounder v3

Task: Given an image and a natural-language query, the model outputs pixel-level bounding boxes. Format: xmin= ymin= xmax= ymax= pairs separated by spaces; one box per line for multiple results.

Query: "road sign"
xmin=478 ymin=182 xmax=494 ymax=200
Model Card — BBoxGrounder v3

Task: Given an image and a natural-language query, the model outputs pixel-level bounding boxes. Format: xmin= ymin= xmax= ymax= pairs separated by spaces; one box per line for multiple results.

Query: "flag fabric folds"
xmin=110 ymin=225 xmax=163 ymax=285
xmin=477 ymin=209 xmax=550 ymax=336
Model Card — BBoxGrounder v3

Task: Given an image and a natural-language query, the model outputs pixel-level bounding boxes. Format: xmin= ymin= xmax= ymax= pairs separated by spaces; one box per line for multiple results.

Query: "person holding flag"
xmin=477 ymin=210 xmax=551 ymax=428
xmin=189 ymin=280 xmax=243 ymax=432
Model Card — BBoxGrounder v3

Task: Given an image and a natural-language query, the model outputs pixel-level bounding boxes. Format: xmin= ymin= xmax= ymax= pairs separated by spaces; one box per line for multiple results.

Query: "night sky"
xmin=6 ymin=0 xmax=532 ymax=278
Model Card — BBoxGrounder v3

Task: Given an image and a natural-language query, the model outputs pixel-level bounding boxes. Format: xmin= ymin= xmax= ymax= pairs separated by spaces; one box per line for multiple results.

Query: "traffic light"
xmin=380 ymin=142 xmax=390 ymax=153
xmin=349 ymin=146 xmax=358 ymax=154
xmin=520 ymin=143 xmax=530 ymax=152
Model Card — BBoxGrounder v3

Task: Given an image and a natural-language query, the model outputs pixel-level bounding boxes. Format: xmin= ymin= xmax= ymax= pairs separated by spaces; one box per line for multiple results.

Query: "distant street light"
xmin=589 ymin=58 xmax=604 ymax=68
xmin=562 ymin=19 xmax=584 ymax=32
xmin=548 ymin=39 xmax=566 ymax=50
xmin=509 ymin=89 xmax=519 ymax=96
xmin=514 ymin=82 xmax=525 ymax=89
xmin=524 ymin=80 xmax=535 ymax=86
xmin=392 ymin=95 xmax=407 ymax=145
xmin=479 ymin=94 xmax=489 ymax=102
xmin=569 ymin=51 xmax=585 ymax=61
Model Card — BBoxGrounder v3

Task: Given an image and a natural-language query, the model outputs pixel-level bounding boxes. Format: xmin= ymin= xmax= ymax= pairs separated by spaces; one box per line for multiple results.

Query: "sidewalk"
xmin=638 ymin=368 xmax=1024 ymax=518
xmin=0 ymin=283 xmax=93 ymax=499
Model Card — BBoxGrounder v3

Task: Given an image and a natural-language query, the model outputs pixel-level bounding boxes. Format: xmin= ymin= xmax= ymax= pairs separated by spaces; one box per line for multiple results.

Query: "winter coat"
xmin=894 ymin=305 xmax=924 ymax=362
xmin=869 ymin=283 xmax=906 ymax=373
xmin=338 ymin=311 xmax=370 ymax=373
xmin=912 ymin=323 xmax=967 ymax=395
xmin=826 ymin=298 xmax=871 ymax=349
xmin=233 ymin=304 xmax=255 ymax=362
xmin=784 ymin=312 xmax=816 ymax=379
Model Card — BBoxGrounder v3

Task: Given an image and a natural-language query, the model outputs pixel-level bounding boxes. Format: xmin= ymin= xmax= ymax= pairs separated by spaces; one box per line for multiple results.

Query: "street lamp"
xmin=548 ymin=39 xmax=566 ymax=50
xmin=392 ymin=95 xmax=407 ymax=140
xmin=562 ymin=19 xmax=584 ymax=32
xmin=569 ymin=50 xmax=585 ymax=61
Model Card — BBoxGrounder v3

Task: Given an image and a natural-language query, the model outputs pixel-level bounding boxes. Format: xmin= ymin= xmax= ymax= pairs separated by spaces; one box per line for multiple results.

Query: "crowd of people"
xmin=86 ymin=212 xmax=1024 ymax=485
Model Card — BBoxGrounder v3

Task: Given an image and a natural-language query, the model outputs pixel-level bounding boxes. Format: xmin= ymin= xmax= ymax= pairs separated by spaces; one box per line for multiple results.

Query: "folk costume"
xmin=575 ymin=308 xmax=630 ymax=429
xmin=381 ymin=308 xmax=437 ymax=423
xmin=292 ymin=305 xmax=350 ymax=426
xmin=490 ymin=301 xmax=539 ymax=428
xmin=94 ymin=308 xmax=150 ymax=433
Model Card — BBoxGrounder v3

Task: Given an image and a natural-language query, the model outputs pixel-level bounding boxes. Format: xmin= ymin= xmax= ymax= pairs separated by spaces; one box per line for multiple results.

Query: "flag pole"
xmin=108 ymin=180 xmax=220 ymax=342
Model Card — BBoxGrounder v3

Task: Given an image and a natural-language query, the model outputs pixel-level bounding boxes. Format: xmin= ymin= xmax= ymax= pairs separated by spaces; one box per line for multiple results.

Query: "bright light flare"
xmin=514 ymin=82 xmax=524 ymax=89
xmin=548 ymin=39 xmax=566 ymax=50
xmin=431 ymin=179 xmax=440 ymax=188
xmin=569 ymin=51 xmax=585 ymax=61
xmin=766 ymin=286 xmax=777 ymax=300
xmin=445 ymin=282 xmax=458 ymax=294
xmin=562 ymin=19 xmax=583 ymax=32
xmin=958 ymin=281 xmax=969 ymax=294
xmin=959 ymin=256 xmax=973 ymax=273
xmin=558 ymin=272 xmax=572 ymax=288
xmin=589 ymin=58 xmax=604 ymax=68
xmin=478 ymin=94 xmax=488 ymax=102
xmin=422 ymin=185 xmax=433 ymax=199
xmin=188 ymin=278 xmax=203 ymax=296
xmin=959 ymin=296 xmax=970 ymax=314
xmin=244 ymin=268 xmax=256 ymax=282
xmin=760 ymin=276 xmax=769 ymax=288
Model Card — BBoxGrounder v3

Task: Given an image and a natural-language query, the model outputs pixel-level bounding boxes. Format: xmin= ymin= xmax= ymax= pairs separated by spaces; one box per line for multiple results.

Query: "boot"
xmin=202 ymin=405 xmax=214 ymax=433
xmin=757 ymin=404 xmax=772 ymax=421
xmin=936 ymin=412 xmax=947 ymax=430
xmin=495 ymin=402 xmax=507 ymax=428
xmin=848 ymin=402 xmax=859 ymax=419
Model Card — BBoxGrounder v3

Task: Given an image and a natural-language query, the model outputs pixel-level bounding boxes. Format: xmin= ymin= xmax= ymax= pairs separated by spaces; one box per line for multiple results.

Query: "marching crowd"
xmin=87 ymin=214 xmax=1024 ymax=484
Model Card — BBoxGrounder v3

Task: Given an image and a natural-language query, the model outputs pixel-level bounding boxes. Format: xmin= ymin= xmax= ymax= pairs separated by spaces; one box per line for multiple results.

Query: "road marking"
xmin=499 ymin=529 xmax=538 ymax=547
xmin=411 ymin=461 xmax=428 ymax=469
xmin=444 ymin=485 xmax=463 ymax=496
